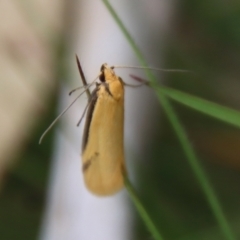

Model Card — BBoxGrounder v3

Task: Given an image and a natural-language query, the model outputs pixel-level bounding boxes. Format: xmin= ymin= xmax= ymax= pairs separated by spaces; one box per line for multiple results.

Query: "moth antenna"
xmin=69 ymin=86 xmax=85 ymax=96
xmin=69 ymin=83 xmax=93 ymax=95
xmin=71 ymin=78 xmax=99 ymax=95
xmin=39 ymin=90 xmax=87 ymax=144
xmin=40 ymin=58 xmax=104 ymax=144
xmin=124 ymin=82 xmax=147 ymax=88
xmin=113 ymin=65 xmax=191 ymax=73
xmin=68 ymin=73 xmax=101 ymax=95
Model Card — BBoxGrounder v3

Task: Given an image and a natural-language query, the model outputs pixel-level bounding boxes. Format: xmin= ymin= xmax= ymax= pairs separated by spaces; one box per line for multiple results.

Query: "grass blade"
xmin=124 ymin=175 xmax=165 ymax=240
xmin=159 ymin=86 xmax=240 ymax=128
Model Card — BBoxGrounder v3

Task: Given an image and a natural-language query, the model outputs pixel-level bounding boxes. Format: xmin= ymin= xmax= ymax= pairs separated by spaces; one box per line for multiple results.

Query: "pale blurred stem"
xmin=124 ymin=175 xmax=165 ymax=240
xmin=102 ymin=1 xmax=236 ymax=240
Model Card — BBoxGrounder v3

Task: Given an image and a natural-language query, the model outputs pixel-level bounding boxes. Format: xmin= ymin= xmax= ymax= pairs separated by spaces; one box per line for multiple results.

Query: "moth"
xmin=39 ymin=55 xmax=188 ymax=196
xmin=81 ymin=62 xmax=126 ymax=196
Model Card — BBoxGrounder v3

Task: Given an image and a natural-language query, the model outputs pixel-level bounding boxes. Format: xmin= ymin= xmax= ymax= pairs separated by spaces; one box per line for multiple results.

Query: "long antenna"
xmin=39 ymin=56 xmax=101 ymax=144
xmin=39 ymin=90 xmax=88 ymax=144
xmin=113 ymin=65 xmax=191 ymax=73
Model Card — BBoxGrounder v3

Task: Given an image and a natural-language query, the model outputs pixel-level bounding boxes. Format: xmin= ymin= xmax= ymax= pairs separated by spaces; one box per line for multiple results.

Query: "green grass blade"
xmin=156 ymin=93 xmax=235 ymax=240
xmin=159 ymin=86 xmax=240 ymax=128
xmin=102 ymin=1 xmax=236 ymax=240
xmin=124 ymin=175 xmax=165 ymax=240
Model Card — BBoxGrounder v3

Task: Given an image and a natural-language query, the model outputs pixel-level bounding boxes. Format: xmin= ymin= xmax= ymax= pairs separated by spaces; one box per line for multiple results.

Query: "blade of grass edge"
xmin=124 ymin=175 xmax=165 ymax=240
xmin=102 ymin=1 xmax=236 ymax=240
xmin=159 ymin=87 xmax=240 ymax=128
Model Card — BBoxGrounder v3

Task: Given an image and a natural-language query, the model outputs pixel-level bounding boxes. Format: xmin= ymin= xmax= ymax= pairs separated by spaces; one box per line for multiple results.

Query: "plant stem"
xmin=124 ymin=175 xmax=165 ymax=240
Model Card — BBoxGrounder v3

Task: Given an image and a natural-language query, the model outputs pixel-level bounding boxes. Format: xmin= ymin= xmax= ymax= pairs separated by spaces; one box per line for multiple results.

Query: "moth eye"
xmin=99 ymin=73 xmax=105 ymax=82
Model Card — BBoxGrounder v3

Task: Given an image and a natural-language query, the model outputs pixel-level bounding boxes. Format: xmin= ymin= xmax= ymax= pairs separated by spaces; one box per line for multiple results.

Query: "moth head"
xmin=99 ymin=63 xmax=116 ymax=83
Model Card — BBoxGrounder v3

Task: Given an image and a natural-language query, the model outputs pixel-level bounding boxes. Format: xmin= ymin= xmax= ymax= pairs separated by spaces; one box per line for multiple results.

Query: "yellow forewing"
xmin=82 ymin=65 xmax=126 ymax=196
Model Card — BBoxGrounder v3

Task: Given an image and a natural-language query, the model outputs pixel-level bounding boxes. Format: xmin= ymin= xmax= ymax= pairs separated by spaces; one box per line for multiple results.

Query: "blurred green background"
xmin=0 ymin=0 xmax=240 ymax=240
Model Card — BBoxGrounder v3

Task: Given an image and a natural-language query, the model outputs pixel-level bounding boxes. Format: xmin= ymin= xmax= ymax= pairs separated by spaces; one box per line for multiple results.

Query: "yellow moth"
xmin=81 ymin=63 xmax=126 ymax=196
xmin=39 ymin=56 xmax=127 ymax=196
xmin=39 ymin=56 xmax=188 ymax=196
